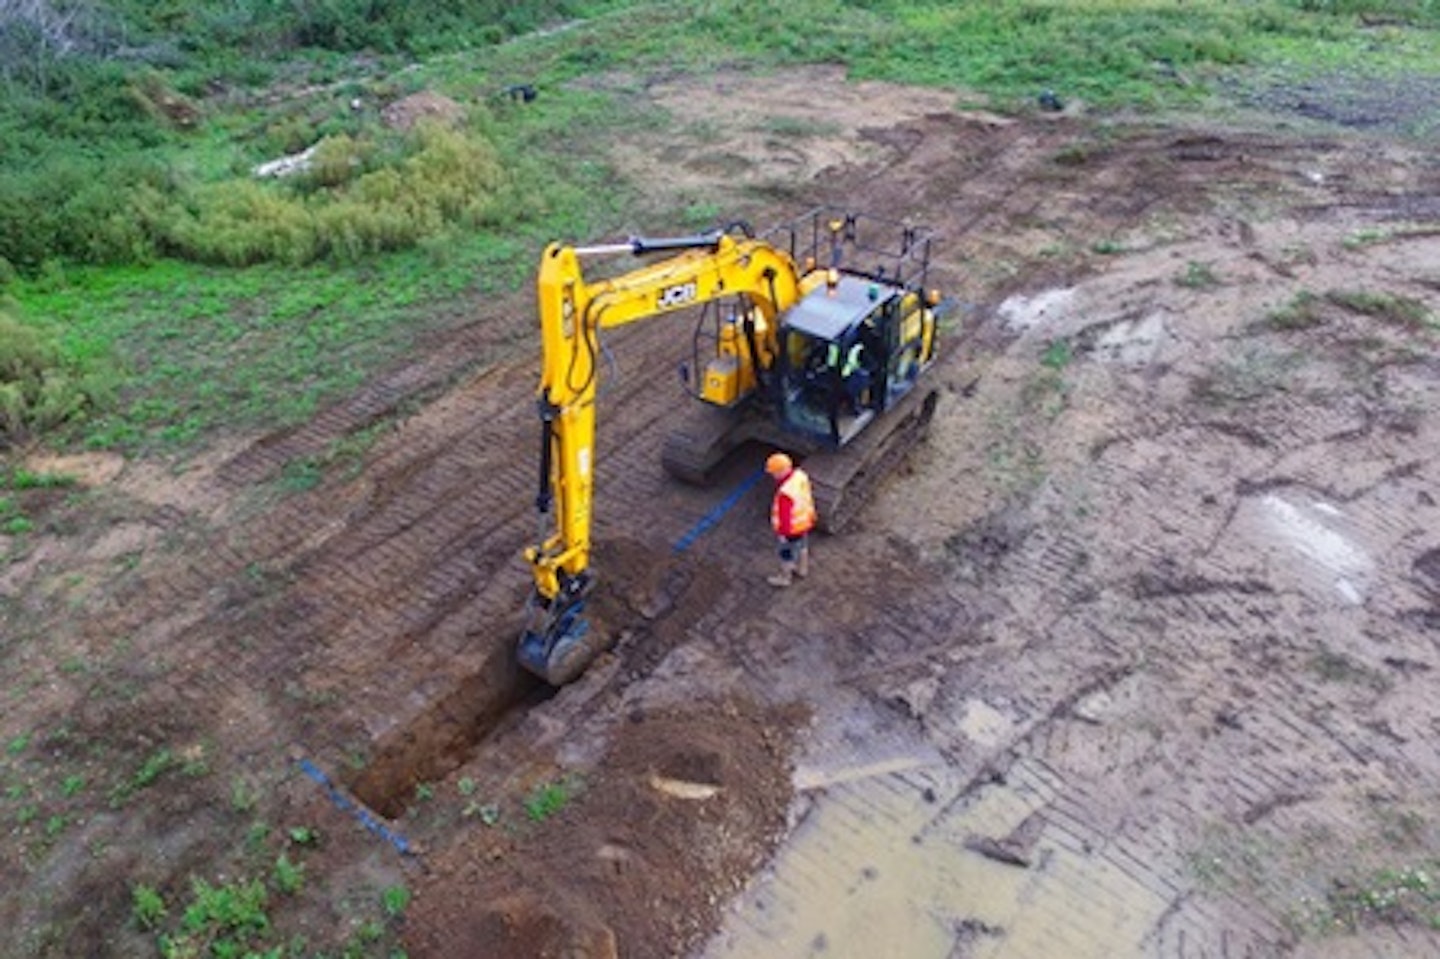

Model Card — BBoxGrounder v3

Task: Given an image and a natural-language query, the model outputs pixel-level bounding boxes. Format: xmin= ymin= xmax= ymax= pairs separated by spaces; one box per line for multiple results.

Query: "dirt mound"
xmin=382 ymin=91 xmax=465 ymax=131
xmin=405 ymin=698 xmax=805 ymax=959
xmin=457 ymin=896 xmax=617 ymax=959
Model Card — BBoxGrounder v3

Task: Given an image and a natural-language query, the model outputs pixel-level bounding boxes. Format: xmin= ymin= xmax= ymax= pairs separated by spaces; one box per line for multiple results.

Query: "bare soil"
xmin=2 ymin=65 xmax=1438 ymax=957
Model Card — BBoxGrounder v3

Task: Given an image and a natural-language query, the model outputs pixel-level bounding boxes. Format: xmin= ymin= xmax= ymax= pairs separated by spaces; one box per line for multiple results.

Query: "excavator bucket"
xmin=517 ymin=591 xmax=609 ymax=686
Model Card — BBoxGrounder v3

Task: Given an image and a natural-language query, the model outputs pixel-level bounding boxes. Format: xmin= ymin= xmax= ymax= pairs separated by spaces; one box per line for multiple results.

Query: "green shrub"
xmin=305 ymin=134 xmax=373 ymax=190
xmin=524 ymin=777 xmax=578 ymax=821
xmin=380 ymin=884 xmax=410 ymax=918
xmin=1327 ymin=289 xmax=1434 ymax=331
xmin=155 ymin=121 xmax=510 ymax=266
xmin=0 ymin=305 xmax=110 ymax=445
xmin=164 ymin=180 xmax=320 ymax=266
xmin=132 ymin=884 xmax=167 ymax=930
xmin=272 ymin=854 xmax=304 ymax=895
xmin=0 ymin=151 xmax=172 ymax=271
xmin=177 ymin=876 xmax=269 ymax=943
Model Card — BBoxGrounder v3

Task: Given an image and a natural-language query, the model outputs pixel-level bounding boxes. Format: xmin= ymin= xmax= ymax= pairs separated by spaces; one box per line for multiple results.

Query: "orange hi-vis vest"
xmin=771 ymin=468 xmax=817 ymax=537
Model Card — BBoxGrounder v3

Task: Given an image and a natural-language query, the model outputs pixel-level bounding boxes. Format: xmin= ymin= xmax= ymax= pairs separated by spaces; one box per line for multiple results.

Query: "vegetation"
xmin=0 ymin=0 xmax=1435 ymax=454
xmin=1306 ymin=863 xmax=1440 ymax=933
xmin=380 ymin=884 xmax=411 ymax=919
xmin=1326 ymin=288 xmax=1435 ymax=331
xmin=1266 ymin=288 xmax=1437 ymax=334
xmin=132 ymin=884 xmax=167 ymax=930
xmin=1176 ymin=260 xmax=1221 ymax=289
xmin=109 ymin=747 xmax=176 ymax=806
xmin=0 ymin=298 xmax=111 ymax=446
xmin=524 ymin=777 xmax=579 ymax=822
xmin=1267 ymin=290 xmax=1327 ymax=330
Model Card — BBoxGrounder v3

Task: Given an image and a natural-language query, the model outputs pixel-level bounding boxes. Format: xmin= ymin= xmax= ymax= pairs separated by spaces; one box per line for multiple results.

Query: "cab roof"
xmin=782 ymin=274 xmax=891 ymax=342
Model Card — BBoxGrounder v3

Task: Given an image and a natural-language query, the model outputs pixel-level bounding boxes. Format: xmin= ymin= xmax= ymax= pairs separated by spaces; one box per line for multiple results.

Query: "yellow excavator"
xmin=519 ymin=210 xmax=947 ymax=683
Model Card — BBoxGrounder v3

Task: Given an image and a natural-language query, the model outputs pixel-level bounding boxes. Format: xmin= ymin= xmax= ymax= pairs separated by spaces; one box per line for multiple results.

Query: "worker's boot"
xmin=767 ymin=564 xmax=794 ymax=588
xmin=796 ymin=546 xmax=810 ymax=579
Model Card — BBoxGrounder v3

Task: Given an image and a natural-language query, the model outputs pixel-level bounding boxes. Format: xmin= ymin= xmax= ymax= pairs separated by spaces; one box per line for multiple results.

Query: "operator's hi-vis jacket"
xmin=771 ymin=468 xmax=817 ymax=538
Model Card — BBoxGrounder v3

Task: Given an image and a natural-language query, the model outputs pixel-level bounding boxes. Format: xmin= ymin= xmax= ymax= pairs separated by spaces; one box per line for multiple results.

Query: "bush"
xmin=0 ymin=155 xmax=167 ymax=271
xmin=164 ymin=180 xmax=320 ymax=266
xmin=156 ymin=121 xmax=510 ymax=266
xmin=0 ymin=302 xmax=110 ymax=446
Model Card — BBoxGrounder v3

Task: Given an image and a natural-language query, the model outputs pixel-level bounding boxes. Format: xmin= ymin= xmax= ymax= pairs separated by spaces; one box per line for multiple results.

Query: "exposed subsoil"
xmin=2 ymin=64 xmax=1439 ymax=957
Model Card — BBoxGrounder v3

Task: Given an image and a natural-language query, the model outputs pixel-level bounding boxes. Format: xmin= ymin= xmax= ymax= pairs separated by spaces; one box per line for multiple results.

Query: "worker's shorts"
xmin=777 ymin=534 xmax=808 ymax=563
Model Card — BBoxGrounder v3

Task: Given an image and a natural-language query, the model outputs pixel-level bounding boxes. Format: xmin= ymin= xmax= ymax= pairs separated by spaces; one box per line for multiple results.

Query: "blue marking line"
xmin=298 ymin=758 xmax=417 ymax=857
xmin=673 ymin=469 xmax=765 ymax=554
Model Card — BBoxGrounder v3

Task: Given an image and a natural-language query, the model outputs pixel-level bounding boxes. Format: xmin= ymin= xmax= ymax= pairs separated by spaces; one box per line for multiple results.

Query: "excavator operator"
xmin=766 ymin=452 xmax=817 ymax=587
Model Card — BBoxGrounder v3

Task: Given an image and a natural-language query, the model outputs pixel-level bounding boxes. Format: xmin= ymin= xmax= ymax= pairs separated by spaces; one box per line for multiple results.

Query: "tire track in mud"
xmin=706 ymin=274 xmax=1438 ymax=954
xmin=984 ymin=403 xmax=1437 ymax=953
xmin=39 ymin=110 xmax=1438 ymax=954
xmin=230 ymin=317 xmax=750 ymax=757
xmin=71 ymin=297 xmax=751 ymax=781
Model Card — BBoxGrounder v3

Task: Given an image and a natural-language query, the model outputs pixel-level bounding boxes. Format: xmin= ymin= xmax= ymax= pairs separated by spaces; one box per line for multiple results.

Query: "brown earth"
xmin=2 ymin=65 xmax=1439 ymax=958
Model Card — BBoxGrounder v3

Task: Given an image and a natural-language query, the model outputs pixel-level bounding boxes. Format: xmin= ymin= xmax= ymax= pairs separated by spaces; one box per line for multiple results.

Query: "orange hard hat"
xmin=765 ymin=452 xmax=792 ymax=476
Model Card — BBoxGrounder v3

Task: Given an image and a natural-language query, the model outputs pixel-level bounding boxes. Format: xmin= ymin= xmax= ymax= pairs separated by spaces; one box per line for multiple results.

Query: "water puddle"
xmin=705 ymin=715 xmax=1175 ymax=957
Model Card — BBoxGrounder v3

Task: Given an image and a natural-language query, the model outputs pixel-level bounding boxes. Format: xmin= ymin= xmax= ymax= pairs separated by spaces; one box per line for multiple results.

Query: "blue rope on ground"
xmin=672 ymin=468 xmax=764 ymax=554
xmin=297 ymin=758 xmax=416 ymax=857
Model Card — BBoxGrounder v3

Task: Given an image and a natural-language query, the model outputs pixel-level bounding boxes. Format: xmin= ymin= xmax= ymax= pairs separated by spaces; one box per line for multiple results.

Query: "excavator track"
xmin=660 ymin=404 xmax=747 ymax=486
xmin=661 ymin=385 xmax=943 ymax=531
xmin=806 ymin=386 xmax=941 ymax=533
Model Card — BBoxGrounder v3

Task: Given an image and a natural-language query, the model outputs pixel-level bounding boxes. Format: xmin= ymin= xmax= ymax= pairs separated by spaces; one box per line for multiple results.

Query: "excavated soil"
xmin=2 ymin=65 xmax=1439 ymax=958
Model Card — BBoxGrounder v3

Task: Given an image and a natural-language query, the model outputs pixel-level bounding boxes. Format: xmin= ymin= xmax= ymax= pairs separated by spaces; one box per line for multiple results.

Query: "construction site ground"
xmin=3 ymin=66 xmax=1440 ymax=957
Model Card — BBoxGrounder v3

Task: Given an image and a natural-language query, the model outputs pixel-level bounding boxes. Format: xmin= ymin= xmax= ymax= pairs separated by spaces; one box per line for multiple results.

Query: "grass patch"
xmin=132 ymin=884 xmax=167 ymax=931
xmin=1326 ymin=289 xmax=1434 ymax=331
xmin=4 ymin=0 xmax=1438 ymax=457
xmin=381 ymin=884 xmax=411 ymax=918
xmin=3 ymin=469 xmax=77 ymax=491
xmin=524 ymin=777 xmax=579 ymax=822
xmin=1343 ymin=222 xmax=1440 ymax=249
xmin=1040 ymin=338 xmax=1074 ymax=370
xmin=1305 ymin=863 xmax=1440 ymax=934
xmin=1193 ymin=345 xmax=1304 ymax=405
xmin=1176 ymin=260 xmax=1221 ymax=289
xmin=1267 ymin=290 xmax=1327 ymax=330
xmin=14 ymin=246 xmax=509 ymax=453
xmin=110 ymin=747 xmax=176 ymax=806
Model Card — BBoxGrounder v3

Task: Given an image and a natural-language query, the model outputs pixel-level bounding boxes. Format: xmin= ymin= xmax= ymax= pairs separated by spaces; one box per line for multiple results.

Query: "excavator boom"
xmin=518 ymin=226 xmax=805 ymax=683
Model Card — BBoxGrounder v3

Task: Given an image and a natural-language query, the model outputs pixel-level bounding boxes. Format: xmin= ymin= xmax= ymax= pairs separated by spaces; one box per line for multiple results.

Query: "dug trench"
xmin=346 ymin=655 xmax=554 ymax=820
xmin=360 ymin=533 xmax=809 ymax=959
xmin=345 ymin=537 xmax=738 ymax=823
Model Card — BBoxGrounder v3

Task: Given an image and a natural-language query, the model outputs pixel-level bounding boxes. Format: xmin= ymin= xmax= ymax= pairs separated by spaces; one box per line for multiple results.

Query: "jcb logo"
xmin=657 ymin=282 xmax=698 ymax=310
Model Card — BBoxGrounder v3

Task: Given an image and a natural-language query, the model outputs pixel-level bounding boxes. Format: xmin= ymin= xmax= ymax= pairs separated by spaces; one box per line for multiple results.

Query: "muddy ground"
xmin=3 ymin=65 xmax=1439 ymax=957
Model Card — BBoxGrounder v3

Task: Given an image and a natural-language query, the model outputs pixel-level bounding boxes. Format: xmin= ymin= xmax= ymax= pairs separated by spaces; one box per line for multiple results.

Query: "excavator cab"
xmin=775 ymin=272 xmax=932 ymax=448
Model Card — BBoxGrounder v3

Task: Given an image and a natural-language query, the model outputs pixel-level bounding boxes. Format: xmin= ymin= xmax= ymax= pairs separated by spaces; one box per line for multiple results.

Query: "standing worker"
xmin=765 ymin=452 xmax=817 ymax=587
